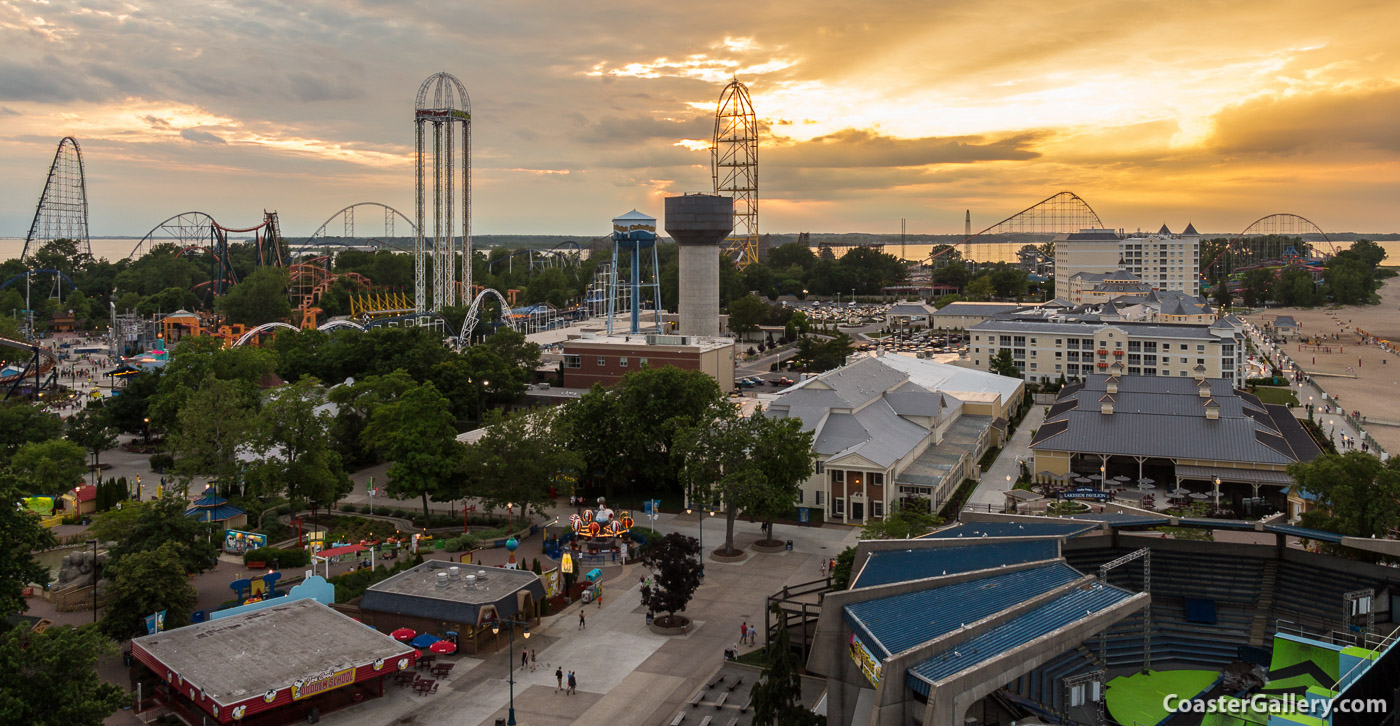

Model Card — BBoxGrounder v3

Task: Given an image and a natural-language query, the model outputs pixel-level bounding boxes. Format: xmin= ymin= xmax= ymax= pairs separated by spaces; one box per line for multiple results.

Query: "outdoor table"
xmin=430 ymin=663 xmax=454 ymax=678
xmin=394 ymin=671 xmax=416 ymax=686
xmin=415 ymin=679 xmax=436 ymax=696
xmin=416 ymin=654 xmax=436 ymax=670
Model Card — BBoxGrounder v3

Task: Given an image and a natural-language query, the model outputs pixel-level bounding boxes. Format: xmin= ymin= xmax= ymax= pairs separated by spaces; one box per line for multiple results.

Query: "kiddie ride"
xmin=564 ymin=498 xmax=635 ymax=563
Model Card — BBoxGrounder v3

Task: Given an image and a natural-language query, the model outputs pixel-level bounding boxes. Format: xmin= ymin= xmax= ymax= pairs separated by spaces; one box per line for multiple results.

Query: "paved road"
xmin=967 ymin=404 xmax=1046 ymax=510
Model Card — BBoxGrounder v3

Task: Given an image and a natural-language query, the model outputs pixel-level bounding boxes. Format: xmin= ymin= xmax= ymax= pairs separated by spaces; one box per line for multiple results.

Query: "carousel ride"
xmin=553 ymin=498 xmax=636 ymax=564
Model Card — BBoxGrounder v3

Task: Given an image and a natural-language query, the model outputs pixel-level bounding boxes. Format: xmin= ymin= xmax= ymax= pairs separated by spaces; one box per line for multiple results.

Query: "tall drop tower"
xmin=665 ymin=194 xmax=733 ymax=337
xmin=414 ymin=72 xmax=471 ymax=313
xmin=965 ymin=210 xmax=971 ymax=238
xmin=712 ymin=78 xmax=759 ymax=269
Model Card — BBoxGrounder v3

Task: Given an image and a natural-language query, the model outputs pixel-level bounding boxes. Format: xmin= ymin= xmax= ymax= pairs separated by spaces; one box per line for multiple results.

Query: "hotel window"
xmin=563 ymin=355 xmax=581 ymax=369
xmin=1128 ymin=341 xmax=1141 ymax=352
xmin=815 ymin=461 xmax=824 ymax=474
xmin=1013 ymin=336 xmax=1026 ymax=346
xmin=872 ymin=501 xmax=884 ymax=518
xmin=1128 ymin=367 xmax=1141 ymax=375
xmin=639 ymin=358 xmax=648 ymax=368
xmin=831 ymin=470 xmax=845 ymax=484
xmin=1054 ymin=351 xmax=1062 ymax=359
xmin=834 ymin=499 xmax=845 ymax=514
xmin=597 ymin=356 xmax=607 ymax=366
xmin=815 ymin=491 xmax=824 ymax=505
xmin=619 ymin=357 xmax=629 ymax=367
xmin=796 ymin=490 xmax=803 ymax=503
xmin=1145 ymin=368 xmax=1157 ymax=376
xmin=1055 ymin=364 xmax=1063 ymax=371
xmin=871 ymin=472 xmax=884 ymax=486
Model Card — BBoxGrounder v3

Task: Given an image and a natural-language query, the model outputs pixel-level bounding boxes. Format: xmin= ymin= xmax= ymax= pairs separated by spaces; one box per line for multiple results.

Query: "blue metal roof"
xmin=921 ymin=521 xmax=1097 ymax=540
xmin=906 ymin=583 xmax=1136 ymax=696
xmin=1265 ymin=523 xmax=1343 ymax=543
xmin=851 ymin=540 xmax=1060 ymax=589
xmin=844 ymin=563 xmax=1085 ymax=659
xmin=184 ymin=504 xmax=246 ymax=522
xmin=1070 ymin=513 xmax=1169 ymax=526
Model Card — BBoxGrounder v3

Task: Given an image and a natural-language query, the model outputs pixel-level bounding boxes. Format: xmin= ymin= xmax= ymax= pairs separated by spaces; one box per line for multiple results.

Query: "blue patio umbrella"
xmin=409 ymin=633 xmax=441 ymax=648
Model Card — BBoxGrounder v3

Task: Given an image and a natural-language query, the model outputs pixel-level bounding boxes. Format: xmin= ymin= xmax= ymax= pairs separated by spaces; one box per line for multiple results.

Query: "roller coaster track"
xmin=0 ymin=337 xmax=58 ymax=396
xmin=1202 ymin=213 xmax=1334 ymax=279
xmin=931 ymin=190 xmax=1105 ymax=263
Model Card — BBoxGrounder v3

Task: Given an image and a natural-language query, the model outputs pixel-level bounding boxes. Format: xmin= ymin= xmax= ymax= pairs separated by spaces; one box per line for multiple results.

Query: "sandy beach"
xmin=1245 ymin=276 xmax=1400 ymax=452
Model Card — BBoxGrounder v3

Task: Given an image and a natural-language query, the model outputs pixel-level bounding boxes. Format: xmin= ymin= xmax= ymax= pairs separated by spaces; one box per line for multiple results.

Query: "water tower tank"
xmin=665 ymin=195 xmax=733 ymax=337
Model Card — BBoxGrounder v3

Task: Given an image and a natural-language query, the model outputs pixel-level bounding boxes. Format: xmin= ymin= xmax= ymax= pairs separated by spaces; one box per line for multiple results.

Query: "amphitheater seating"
xmin=1272 ymin=559 xmax=1394 ymax=633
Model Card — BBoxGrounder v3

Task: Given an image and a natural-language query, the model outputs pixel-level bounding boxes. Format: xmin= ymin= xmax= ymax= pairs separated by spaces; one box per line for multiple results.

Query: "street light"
xmin=1213 ymin=476 xmax=1222 ymax=511
xmin=685 ymin=504 xmax=716 ymax=578
xmin=85 ymin=539 xmax=98 ymax=623
xmin=142 ymin=417 xmax=150 ymax=446
xmin=491 ymin=618 xmax=531 ymax=725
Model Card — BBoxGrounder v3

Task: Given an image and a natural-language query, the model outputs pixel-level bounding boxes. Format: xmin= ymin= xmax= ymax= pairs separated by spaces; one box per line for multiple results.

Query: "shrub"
xmin=340 ymin=503 xmax=359 ymax=513
xmin=391 ymin=509 xmax=408 ymax=519
xmin=149 ymin=452 xmax=174 ymax=473
xmin=275 ymin=505 xmax=292 ymax=516
xmin=243 ymin=546 xmax=309 ymax=568
xmin=442 ymin=535 xmax=476 ymax=552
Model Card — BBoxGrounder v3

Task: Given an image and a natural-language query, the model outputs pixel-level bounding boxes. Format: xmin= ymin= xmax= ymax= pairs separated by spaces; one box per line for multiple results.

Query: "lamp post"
xmin=86 ymin=538 xmax=98 ymax=623
xmin=685 ymin=504 xmax=716 ymax=578
xmin=142 ymin=417 xmax=150 ymax=446
xmin=1213 ymin=476 xmax=1222 ymax=511
xmin=492 ymin=618 xmax=531 ymax=725
xmin=1099 ymin=464 xmax=1106 ymax=492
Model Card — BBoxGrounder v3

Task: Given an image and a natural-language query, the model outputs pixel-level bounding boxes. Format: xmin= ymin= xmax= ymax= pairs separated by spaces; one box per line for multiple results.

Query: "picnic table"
xmin=430 ymin=663 xmax=455 ymax=678
xmin=416 ymin=654 xmax=436 ymax=670
xmin=414 ymin=678 xmax=437 ymax=696
xmin=393 ymin=671 xmax=416 ymax=687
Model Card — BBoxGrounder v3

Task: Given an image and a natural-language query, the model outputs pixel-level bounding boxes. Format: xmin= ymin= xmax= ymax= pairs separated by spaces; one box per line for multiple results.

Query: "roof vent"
xmin=1105 ymin=376 xmax=1119 ymax=395
xmin=1099 ymin=393 xmax=1115 ymax=415
xmin=449 ymin=566 xmax=460 ymax=580
xmin=1197 ymin=379 xmax=1211 ymax=398
xmin=435 ymin=571 xmax=448 ymax=589
xmin=1204 ymin=398 xmax=1220 ymax=420
xmin=465 ymin=575 xmax=477 ymax=589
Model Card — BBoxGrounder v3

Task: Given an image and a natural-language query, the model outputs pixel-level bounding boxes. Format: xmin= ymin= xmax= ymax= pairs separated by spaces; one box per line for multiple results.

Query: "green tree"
xmin=989 ymin=349 xmax=1022 ymax=379
xmin=0 ymin=406 xmax=63 ymax=468
xmin=0 ymin=474 xmax=56 ymax=615
xmin=830 ymin=546 xmax=856 ymax=589
xmin=100 ymin=542 xmax=198 ymax=641
xmin=364 ymin=381 xmax=464 ymax=523
xmin=564 ymin=367 xmax=726 ymax=498
xmin=1290 ymin=451 xmax=1400 ymax=548
xmin=0 ymin=625 xmax=126 ymax=726
xmin=766 ymin=243 xmax=817 ymax=275
xmin=1240 ymin=268 xmax=1274 ymax=307
xmin=9 ymin=439 xmax=87 ymax=496
xmin=247 ymin=377 xmax=350 ymax=512
xmin=964 ymin=275 xmax=995 ymax=301
xmin=638 ymin=532 xmax=703 ymax=626
xmin=326 ymin=369 xmax=416 ymax=465
xmin=750 ymin=605 xmax=826 ymax=726
xmin=460 ymin=406 xmax=580 ymax=517
xmin=215 ymin=266 xmax=292 ymax=325
xmin=860 ymin=498 xmax=941 ymax=539
xmin=168 ymin=375 xmax=256 ymax=489
xmin=104 ymin=369 xmax=159 ymax=434
xmin=106 ymin=496 xmax=219 ymax=575
xmin=148 ymin=337 xmax=275 ymax=429
xmin=1211 ymin=282 xmax=1232 ymax=310
xmin=727 ymin=294 xmax=772 ymax=335
xmin=676 ymin=410 xmax=813 ymax=555
xmin=791 ymin=333 xmax=854 ymax=373
xmin=64 ymin=409 xmax=118 ymax=486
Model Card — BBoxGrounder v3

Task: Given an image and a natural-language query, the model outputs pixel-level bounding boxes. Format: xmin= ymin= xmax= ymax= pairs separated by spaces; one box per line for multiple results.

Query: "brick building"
xmin=560 ymin=333 xmax=735 ymax=390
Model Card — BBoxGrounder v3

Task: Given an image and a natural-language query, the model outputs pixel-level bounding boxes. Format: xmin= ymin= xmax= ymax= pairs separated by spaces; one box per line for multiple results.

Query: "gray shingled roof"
xmin=1030 ymin=374 xmax=1319 ymax=465
xmin=932 ymin=302 xmax=1028 ymax=317
xmin=969 ymin=318 xmax=1237 ymax=340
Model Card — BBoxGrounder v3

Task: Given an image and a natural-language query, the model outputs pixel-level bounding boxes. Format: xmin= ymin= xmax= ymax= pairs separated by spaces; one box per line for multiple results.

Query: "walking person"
xmin=521 ymin=649 xmax=529 ymax=670
xmin=555 ymin=667 xmax=563 ymax=693
xmin=567 ymin=670 xmax=577 ymax=696
xmin=578 ymin=610 xmax=586 ymax=630
xmin=530 ymin=649 xmax=537 ymax=672
xmin=740 ymin=622 xmax=748 ymax=646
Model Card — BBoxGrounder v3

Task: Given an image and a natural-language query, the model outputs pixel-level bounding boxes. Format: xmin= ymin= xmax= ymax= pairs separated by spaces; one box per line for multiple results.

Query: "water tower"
xmin=664 ymin=195 xmax=733 ymax=337
xmin=607 ymin=210 xmax=663 ymax=335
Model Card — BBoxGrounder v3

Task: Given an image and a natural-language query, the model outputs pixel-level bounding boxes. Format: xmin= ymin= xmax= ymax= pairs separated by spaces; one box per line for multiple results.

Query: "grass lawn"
xmin=1247 ymin=386 xmax=1300 ymax=407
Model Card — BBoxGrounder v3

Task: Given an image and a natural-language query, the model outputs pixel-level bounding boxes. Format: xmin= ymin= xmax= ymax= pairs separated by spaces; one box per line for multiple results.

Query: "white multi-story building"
xmin=967 ymin=317 xmax=1244 ymax=387
xmin=1055 ymin=224 xmax=1201 ymax=298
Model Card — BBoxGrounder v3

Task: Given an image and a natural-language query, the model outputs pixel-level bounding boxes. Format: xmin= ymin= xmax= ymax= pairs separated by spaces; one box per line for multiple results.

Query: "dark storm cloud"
xmin=180 ymin=128 xmax=227 ymax=144
xmin=1209 ymin=86 xmax=1400 ymax=154
xmin=768 ymin=129 xmax=1043 ymax=168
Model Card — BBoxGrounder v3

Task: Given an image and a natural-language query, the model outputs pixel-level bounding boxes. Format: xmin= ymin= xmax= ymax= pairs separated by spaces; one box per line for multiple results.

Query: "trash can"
xmin=122 ymin=651 xmax=133 ymax=666
xmin=785 ymin=539 xmax=793 ymax=551
xmin=496 ymin=719 xmax=506 ymax=726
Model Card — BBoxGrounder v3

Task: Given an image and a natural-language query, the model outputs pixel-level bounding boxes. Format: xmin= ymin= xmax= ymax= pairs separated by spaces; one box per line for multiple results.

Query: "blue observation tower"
xmin=607 ymin=210 xmax=663 ymax=335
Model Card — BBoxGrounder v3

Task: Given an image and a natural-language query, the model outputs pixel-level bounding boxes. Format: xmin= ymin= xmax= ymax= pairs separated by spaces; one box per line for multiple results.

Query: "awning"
xmin=1175 ymin=465 xmax=1292 ymax=486
xmin=313 ymin=544 xmax=366 ymax=560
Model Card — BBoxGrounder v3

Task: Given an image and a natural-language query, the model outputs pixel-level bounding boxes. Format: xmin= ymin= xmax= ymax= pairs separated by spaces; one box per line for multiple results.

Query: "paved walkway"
xmin=967 ymin=404 xmax=1046 ymax=510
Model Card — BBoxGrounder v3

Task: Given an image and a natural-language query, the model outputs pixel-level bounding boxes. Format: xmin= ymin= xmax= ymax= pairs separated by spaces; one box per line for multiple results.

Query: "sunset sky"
xmin=1 ymin=0 xmax=1397 ymax=239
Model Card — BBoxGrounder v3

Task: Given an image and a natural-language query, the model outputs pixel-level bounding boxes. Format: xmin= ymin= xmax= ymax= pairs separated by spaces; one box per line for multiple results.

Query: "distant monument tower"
xmin=965 ymin=210 xmax=971 ymax=238
xmin=414 ymin=72 xmax=471 ymax=314
xmin=664 ymin=195 xmax=733 ymax=337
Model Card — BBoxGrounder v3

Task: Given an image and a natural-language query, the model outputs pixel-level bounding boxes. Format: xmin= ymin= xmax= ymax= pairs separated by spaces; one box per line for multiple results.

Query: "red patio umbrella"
xmin=429 ymin=641 xmax=457 ymax=655
xmin=391 ymin=628 xmax=416 ymax=641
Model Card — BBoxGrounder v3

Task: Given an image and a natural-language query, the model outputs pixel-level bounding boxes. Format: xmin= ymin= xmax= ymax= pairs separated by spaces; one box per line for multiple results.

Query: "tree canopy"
xmin=0 ymin=474 xmax=56 ymax=615
xmin=638 ymin=532 xmax=703 ymax=625
xmin=364 ymin=381 xmax=464 ymax=522
xmin=0 ymin=625 xmax=126 ymax=726
xmin=105 ymin=496 xmax=219 ymax=575
xmin=100 ymin=541 xmax=198 ymax=641
xmin=1289 ymin=451 xmax=1400 ymax=550
xmin=460 ymin=406 xmax=580 ymax=517
xmin=9 ymin=438 xmax=87 ymax=496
